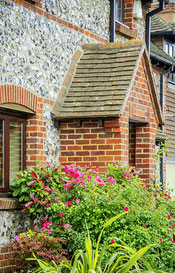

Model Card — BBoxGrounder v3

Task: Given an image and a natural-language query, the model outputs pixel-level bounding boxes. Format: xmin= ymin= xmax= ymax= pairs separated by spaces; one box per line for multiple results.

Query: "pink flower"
xmin=169 ymin=225 xmax=172 ymax=229
xmin=122 ymin=173 xmax=131 ymax=180
xmin=173 ymin=222 xmax=175 ymax=226
xmin=146 ymin=204 xmax=149 ymax=207
xmin=55 ymin=197 xmax=59 ymax=202
xmin=172 ymin=240 xmax=175 ymax=244
xmin=106 ymin=177 xmax=116 ymax=185
xmin=15 ymin=235 xmax=20 ymax=240
xmin=159 ymin=238 xmax=162 ymax=241
xmin=75 ymin=199 xmax=80 ymax=203
xmin=98 ymin=183 xmax=105 ymax=186
xmin=42 ymin=222 xmax=53 ymax=230
xmin=124 ymin=207 xmax=129 ymax=212
xmin=64 ymin=223 xmax=72 ymax=232
xmin=149 ymin=228 xmax=152 ymax=231
xmin=88 ymin=175 xmax=92 ymax=179
xmin=153 ymin=209 xmax=155 ymax=212
xmin=46 ymin=205 xmax=50 ymax=209
xmin=59 ymin=213 xmax=64 ymax=217
xmin=51 ymin=189 xmax=55 ymax=193
xmin=168 ymin=215 xmax=171 ymax=220
xmin=54 ymin=168 xmax=58 ymax=171
xmin=111 ymin=240 xmax=115 ymax=244
xmin=64 ymin=202 xmax=72 ymax=207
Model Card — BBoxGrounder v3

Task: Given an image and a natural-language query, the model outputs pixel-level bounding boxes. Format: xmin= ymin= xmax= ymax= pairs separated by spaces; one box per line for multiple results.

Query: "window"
xmin=0 ymin=113 xmax=26 ymax=193
xmin=164 ymin=40 xmax=175 ymax=83
xmin=115 ymin=0 xmax=124 ymax=23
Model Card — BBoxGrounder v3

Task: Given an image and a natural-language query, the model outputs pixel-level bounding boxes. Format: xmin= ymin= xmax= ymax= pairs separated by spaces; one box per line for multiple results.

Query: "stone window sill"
xmin=0 ymin=198 xmax=19 ymax=210
xmin=115 ymin=22 xmax=137 ymax=39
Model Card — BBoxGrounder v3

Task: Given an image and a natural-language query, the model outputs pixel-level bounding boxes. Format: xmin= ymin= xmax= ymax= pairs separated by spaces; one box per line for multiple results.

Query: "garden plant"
xmin=10 ymin=163 xmax=175 ymax=272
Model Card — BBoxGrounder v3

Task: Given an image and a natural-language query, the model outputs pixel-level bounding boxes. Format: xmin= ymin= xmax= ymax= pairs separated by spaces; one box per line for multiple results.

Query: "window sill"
xmin=115 ymin=22 xmax=137 ymax=39
xmin=0 ymin=198 xmax=19 ymax=210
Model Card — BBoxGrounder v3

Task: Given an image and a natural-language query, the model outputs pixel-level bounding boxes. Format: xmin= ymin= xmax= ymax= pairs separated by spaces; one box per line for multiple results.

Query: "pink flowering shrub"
xmin=11 ymin=163 xmax=175 ymax=272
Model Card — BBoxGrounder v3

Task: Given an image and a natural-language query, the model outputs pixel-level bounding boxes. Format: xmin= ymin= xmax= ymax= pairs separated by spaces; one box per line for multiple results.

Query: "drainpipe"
xmin=110 ymin=0 xmax=115 ymax=42
xmin=145 ymin=0 xmax=165 ymax=55
xmin=160 ymin=73 xmax=164 ymax=189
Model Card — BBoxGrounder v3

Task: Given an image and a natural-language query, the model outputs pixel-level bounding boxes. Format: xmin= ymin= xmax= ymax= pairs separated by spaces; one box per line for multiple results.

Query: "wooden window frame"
xmin=0 ymin=112 xmax=26 ymax=195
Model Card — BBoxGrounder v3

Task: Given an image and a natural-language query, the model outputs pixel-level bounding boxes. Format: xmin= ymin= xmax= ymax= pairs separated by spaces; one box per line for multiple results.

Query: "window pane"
xmin=169 ymin=45 xmax=173 ymax=57
xmin=115 ymin=0 xmax=123 ymax=22
xmin=9 ymin=121 xmax=23 ymax=181
xmin=0 ymin=120 xmax=4 ymax=186
xmin=165 ymin=43 xmax=168 ymax=54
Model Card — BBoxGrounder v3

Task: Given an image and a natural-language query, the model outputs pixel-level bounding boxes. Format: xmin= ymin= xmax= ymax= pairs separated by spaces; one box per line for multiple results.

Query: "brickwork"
xmin=26 ymin=97 xmax=47 ymax=167
xmin=123 ymin=0 xmax=136 ymax=30
xmin=59 ymin=117 xmax=129 ymax=173
xmin=0 ymin=85 xmax=37 ymax=113
xmin=127 ymin=59 xmax=158 ymax=182
xmin=0 ymin=246 xmax=16 ymax=273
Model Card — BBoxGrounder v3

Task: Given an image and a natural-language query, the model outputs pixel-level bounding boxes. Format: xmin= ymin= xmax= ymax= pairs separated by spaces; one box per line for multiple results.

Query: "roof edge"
xmin=51 ymin=47 xmax=84 ymax=117
xmin=81 ymin=39 xmax=143 ymax=51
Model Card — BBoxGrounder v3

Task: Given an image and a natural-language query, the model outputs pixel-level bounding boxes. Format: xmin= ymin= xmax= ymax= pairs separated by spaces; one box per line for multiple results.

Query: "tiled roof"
xmin=52 ymin=40 xmax=163 ymax=124
xmin=151 ymin=15 xmax=173 ymax=33
xmin=151 ymin=42 xmax=175 ymax=63
xmin=53 ymin=41 xmax=142 ymax=119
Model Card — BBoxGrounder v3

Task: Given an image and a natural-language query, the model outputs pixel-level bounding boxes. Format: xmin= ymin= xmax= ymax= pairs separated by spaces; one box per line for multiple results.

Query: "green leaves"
xmin=33 ymin=215 xmax=162 ymax=273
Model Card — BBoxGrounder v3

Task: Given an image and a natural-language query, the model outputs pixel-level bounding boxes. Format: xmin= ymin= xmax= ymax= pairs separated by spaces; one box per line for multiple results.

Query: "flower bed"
xmin=10 ymin=163 xmax=175 ymax=272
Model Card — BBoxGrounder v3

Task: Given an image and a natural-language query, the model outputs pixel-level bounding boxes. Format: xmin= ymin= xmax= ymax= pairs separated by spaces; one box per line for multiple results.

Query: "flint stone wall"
xmin=0 ymin=210 xmax=30 ymax=244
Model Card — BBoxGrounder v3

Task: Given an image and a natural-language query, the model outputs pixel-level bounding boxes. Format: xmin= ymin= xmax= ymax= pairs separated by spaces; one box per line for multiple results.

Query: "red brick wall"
xmin=26 ymin=97 xmax=47 ymax=167
xmin=0 ymin=246 xmax=16 ymax=273
xmin=127 ymin=59 xmax=158 ymax=182
xmin=59 ymin=117 xmax=129 ymax=172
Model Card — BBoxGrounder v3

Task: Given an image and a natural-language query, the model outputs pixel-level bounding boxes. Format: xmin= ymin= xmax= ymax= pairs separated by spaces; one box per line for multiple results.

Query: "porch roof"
xmin=52 ymin=40 xmax=163 ymax=124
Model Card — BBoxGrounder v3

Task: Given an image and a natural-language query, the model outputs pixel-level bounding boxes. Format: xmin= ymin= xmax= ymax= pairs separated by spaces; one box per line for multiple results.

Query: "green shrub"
xmin=11 ymin=163 xmax=175 ymax=272
xmin=10 ymin=165 xmax=63 ymax=216
xmin=29 ymin=214 xmax=166 ymax=273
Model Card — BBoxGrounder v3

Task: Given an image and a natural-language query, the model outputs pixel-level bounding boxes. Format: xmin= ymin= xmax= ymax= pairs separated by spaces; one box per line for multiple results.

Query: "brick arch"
xmin=0 ymin=84 xmax=37 ymax=112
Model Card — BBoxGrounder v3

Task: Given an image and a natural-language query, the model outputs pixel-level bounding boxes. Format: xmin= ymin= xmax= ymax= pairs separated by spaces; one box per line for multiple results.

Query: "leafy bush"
xmin=10 ymin=229 xmax=69 ymax=272
xmin=30 ymin=214 xmax=165 ymax=273
xmin=10 ymin=165 xmax=62 ymax=216
xmin=11 ymin=163 xmax=175 ymax=272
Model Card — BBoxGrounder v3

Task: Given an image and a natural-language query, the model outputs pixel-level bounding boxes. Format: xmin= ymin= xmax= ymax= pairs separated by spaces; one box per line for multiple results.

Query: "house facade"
xmin=0 ymin=0 xmax=173 ymax=271
xmin=150 ymin=2 xmax=175 ymax=193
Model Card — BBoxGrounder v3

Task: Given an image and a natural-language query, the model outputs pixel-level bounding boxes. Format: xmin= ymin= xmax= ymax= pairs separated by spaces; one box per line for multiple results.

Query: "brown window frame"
xmin=0 ymin=111 xmax=26 ymax=195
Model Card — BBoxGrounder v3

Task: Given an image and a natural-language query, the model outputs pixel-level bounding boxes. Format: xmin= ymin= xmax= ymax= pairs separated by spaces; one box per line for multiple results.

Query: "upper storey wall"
xmin=42 ymin=0 xmax=110 ymax=40
xmin=0 ymin=0 xmax=109 ymax=100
